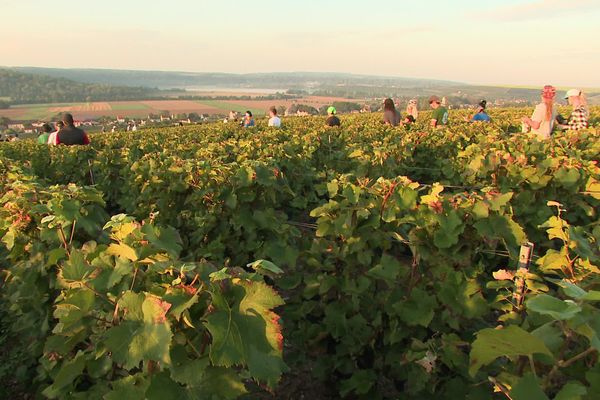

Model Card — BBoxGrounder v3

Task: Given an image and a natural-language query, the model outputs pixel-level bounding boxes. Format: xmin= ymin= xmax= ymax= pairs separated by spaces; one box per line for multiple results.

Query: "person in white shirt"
xmin=521 ymin=85 xmax=557 ymax=139
xmin=268 ymin=107 xmax=281 ymax=128
xmin=47 ymin=121 xmax=64 ymax=145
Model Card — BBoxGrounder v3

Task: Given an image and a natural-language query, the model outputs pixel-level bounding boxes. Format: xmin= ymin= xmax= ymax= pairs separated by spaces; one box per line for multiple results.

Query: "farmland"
xmin=1 ymin=107 xmax=600 ymax=399
xmin=0 ymin=96 xmax=360 ymax=122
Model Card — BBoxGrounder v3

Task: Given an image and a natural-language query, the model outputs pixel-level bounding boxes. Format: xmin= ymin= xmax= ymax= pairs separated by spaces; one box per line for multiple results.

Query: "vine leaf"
xmin=469 ymin=325 xmax=552 ymax=376
xmin=204 ymin=280 xmax=286 ymax=388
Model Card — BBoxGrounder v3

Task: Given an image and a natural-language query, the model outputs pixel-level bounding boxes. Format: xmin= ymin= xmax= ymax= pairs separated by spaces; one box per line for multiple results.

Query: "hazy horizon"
xmin=2 ymin=0 xmax=599 ymax=88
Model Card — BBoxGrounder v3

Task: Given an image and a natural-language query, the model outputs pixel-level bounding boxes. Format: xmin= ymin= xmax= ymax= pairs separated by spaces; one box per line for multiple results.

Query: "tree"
xmin=332 ymin=101 xmax=362 ymax=113
xmin=276 ymin=106 xmax=286 ymax=116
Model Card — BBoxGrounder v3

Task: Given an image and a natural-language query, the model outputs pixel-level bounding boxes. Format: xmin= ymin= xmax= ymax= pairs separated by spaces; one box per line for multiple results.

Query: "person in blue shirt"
xmin=470 ymin=100 xmax=491 ymax=122
xmin=242 ymin=111 xmax=255 ymax=127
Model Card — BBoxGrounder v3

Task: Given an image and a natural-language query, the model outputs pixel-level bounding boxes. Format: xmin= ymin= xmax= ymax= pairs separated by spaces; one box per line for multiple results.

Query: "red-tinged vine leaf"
xmin=509 ymin=373 xmax=549 ymax=400
xmin=204 ymin=280 xmax=286 ymax=388
xmin=143 ymin=295 xmax=172 ymax=324
xmin=469 ymin=325 xmax=552 ymax=376
xmin=104 ymin=293 xmax=173 ymax=369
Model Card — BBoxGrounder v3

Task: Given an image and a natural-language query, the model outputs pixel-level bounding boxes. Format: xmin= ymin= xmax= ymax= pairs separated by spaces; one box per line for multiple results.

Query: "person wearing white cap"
xmin=406 ymin=99 xmax=419 ymax=120
xmin=558 ymin=89 xmax=588 ymax=131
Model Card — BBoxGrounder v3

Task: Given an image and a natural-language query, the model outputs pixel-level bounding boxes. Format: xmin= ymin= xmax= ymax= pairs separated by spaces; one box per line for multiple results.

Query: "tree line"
xmin=0 ymin=69 xmax=160 ymax=105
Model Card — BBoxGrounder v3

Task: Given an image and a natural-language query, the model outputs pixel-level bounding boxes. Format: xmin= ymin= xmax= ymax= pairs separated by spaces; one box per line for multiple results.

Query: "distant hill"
xmin=5 ymin=67 xmax=598 ymax=105
xmin=13 ymin=67 xmax=462 ymax=91
xmin=0 ymin=69 xmax=161 ymax=105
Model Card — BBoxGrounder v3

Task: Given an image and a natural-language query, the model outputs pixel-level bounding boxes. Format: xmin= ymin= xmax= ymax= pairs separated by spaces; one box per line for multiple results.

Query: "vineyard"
xmin=1 ymin=107 xmax=599 ymax=399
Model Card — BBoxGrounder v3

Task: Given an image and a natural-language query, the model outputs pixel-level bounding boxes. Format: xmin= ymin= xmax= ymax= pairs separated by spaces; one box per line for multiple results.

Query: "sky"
xmin=1 ymin=0 xmax=599 ymax=87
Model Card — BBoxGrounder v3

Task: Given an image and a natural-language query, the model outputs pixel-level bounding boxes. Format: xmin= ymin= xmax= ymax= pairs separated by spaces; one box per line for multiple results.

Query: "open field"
xmin=0 ymin=96 xmax=360 ymax=122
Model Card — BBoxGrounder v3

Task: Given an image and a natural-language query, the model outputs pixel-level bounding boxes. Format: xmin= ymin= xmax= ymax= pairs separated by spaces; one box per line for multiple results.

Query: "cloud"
xmin=474 ymin=0 xmax=600 ymax=22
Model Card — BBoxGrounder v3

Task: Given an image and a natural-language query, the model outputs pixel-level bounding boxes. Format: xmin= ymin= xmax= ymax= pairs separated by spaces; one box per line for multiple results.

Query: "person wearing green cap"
xmin=325 ymin=106 xmax=340 ymax=127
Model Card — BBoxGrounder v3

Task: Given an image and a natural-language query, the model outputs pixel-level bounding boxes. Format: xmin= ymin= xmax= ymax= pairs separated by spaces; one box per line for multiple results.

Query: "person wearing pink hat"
xmin=558 ymin=89 xmax=589 ymax=131
xmin=521 ymin=85 xmax=557 ymax=139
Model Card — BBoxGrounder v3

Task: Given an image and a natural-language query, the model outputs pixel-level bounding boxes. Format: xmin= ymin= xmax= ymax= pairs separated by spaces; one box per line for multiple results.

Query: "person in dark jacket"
xmin=325 ymin=106 xmax=341 ymax=127
xmin=56 ymin=113 xmax=90 ymax=145
xmin=382 ymin=98 xmax=401 ymax=126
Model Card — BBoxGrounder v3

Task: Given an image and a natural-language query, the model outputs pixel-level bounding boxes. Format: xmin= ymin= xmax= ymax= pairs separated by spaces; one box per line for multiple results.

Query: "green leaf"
xmin=554 ymin=167 xmax=580 ymax=189
xmin=42 ymin=351 xmax=86 ymax=398
xmin=434 ymin=211 xmax=464 ymax=249
xmin=472 ymin=201 xmax=489 ymax=219
xmin=397 ymin=186 xmax=418 ymax=210
xmin=327 ymin=180 xmax=339 ymax=197
xmin=246 ymin=259 xmax=284 ymax=275
xmin=209 ymin=267 xmax=231 ymax=282
xmin=46 ymin=247 xmax=67 ymax=266
xmin=554 ymin=382 xmax=587 ymax=400
xmin=488 ymin=192 xmax=514 ymax=211
xmin=396 ymin=287 xmax=437 ymax=328
xmin=469 ymin=325 xmax=552 ymax=376
xmin=367 ymin=254 xmax=403 ymax=282
xmin=526 ymin=294 xmax=582 ymax=321
xmin=163 ymin=289 xmax=199 ymax=321
xmin=194 ymin=367 xmax=247 ymax=399
xmin=339 ymin=369 xmax=377 ymax=397
xmin=119 ymin=291 xmax=145 ymax=321
xmin=169 ymin=345 xmax=209 ymax=386
xmin=145 ymin=371 xmax=186 ymax=400
xmin=510 ymin=373 xmax=549 ymax=400
xmin=61 ymin=250 xmax=92 ymax=282
xmin=104 ymin=321 xmax=138 ymax=367
xmin=141 ymin=223 xmax=182 ymax=258
xmin=105 ymin=374 xmax=149 ymax=400
xmin=2 ymin=228 xmax=15 ymax=250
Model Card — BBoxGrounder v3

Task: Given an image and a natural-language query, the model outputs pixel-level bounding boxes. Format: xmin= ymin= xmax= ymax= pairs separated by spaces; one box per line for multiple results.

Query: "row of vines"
xmin=1 ymin=107 xmax=599 ymax=399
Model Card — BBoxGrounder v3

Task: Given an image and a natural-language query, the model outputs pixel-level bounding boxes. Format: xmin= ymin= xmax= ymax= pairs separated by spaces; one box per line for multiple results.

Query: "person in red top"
xmin=56 ymin=113 xmax=90 ymax=145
